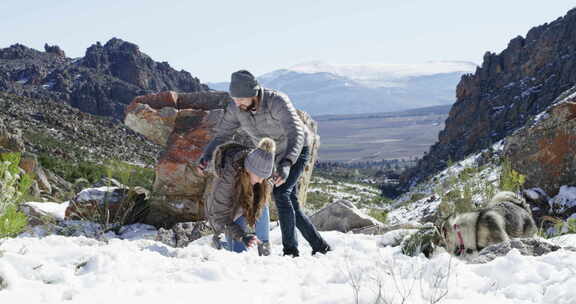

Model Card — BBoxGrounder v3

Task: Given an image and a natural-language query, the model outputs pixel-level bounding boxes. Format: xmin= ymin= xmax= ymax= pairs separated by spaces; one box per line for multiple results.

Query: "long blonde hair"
xmin=235 ymin=170 xmax=271 ymax=227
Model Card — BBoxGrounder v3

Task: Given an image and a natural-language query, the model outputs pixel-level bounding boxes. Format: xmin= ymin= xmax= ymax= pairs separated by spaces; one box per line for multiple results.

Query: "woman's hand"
xmin=242 ymin=234 xmax=261 ymax=248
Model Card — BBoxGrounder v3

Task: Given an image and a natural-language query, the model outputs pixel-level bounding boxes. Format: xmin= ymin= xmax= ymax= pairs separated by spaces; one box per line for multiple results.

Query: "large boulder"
xmin=505 ymin=94 xmax=576 ymax=197
xmin=310 ymin=200 xmax=382 ymax=232
xmin=125 ymin=91 xmax=320 ymax=227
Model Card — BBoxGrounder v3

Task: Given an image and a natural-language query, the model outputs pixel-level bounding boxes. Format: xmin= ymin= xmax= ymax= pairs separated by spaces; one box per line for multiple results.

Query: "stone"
xmin=469 ymin=238 xmax=576 ymax=264
xmin=118 ymin=223 xmax=158 ymax=240
xmin=155 ymin=222 xmax=210 ymax=247
xmin=310 ymin=200 xmax=382 ymax=232
xmin=19 ymin=201 xmax=64 ymax=226
xmin=19 ymin=152 xmax=52 ymax=194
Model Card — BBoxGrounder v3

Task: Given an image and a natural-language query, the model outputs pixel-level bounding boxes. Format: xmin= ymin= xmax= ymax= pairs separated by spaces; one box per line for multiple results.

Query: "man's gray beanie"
xmin=244 ymin=138 xmax=275 ymax=178
xmin=229 ymin=70 xmax=260 ymax=98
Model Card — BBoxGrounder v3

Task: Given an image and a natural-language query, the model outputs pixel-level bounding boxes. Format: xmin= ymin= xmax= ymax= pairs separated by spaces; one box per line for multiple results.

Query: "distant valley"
xmin=314 ymin=105 xmax=450 ymax=162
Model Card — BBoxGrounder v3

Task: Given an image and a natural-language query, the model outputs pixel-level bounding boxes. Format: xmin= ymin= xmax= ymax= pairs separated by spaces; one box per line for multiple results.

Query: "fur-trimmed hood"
xmin=211 ymin=142 xmax=250 ymax=178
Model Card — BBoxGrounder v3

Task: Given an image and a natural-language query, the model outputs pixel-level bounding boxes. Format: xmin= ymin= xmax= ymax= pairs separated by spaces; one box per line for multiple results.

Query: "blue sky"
xmin=1 ymin=1 xmax=575 ymax=82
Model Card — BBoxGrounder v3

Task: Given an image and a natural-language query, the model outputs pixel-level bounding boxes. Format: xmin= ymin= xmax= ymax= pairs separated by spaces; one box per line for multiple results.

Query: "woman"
xmin=205 ymin=138 xmax=276 ymax=256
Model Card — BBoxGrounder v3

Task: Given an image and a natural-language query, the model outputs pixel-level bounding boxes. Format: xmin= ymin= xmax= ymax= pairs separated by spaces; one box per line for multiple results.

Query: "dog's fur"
xmin=440 ymin=191 xmax=537 ymax=257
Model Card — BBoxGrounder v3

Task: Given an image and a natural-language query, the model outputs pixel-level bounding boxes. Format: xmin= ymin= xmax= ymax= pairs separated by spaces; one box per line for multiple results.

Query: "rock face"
xmin=0 ymin=38 xmax=208 ymax=120
xmin=125 ymin=92 xmax=320 ymax=227
xmin=505 ymin=89 xmax=576 ymax=196
xmin=402 ymin=8 xmax=576 ymax=189
xmin=310 ymin=200 xmax=382 ymax=232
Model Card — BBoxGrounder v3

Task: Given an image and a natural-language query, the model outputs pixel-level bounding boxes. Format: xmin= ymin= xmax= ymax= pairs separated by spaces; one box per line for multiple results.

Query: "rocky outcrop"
xmin=310 ymin=200 xmax=382 ymax=232
xmin=403 ymin=8 xmax=576 ymax=189
xmin=125 ymin=91 xmax=320 ymax=227
xmin=505 ymin=88 xmax=576 ymax=196
xmin=0 ymin=38 xmax=208 ymax=120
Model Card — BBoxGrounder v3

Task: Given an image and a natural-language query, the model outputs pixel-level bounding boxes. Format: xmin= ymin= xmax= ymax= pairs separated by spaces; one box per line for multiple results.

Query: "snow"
xmin=287 ymin=61 xmax=476 ymax=88
xmin=75 ymin=187 xmax=119 ymax=202
xmin=2 ymin=230 xmax=576 ymax=303
xmin=549 ymin=186 xmax=576 ymax=213
xmin=23 ymin=202 xmax=69 ymax=220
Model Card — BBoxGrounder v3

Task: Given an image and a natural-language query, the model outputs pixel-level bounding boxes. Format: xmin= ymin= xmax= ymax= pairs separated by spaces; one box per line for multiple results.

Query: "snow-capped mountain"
xmin=209 ymin=61 xmax=476 ymax=115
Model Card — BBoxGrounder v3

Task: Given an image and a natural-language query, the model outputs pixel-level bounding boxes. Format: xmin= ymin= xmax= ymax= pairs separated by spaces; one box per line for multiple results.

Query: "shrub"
xmin=38 ymin=155 xmax=155 ymax=189
xmin=0 ymin=205 xmax=28 ymax=237
xmin=368 ymin=208 xmax=388 ymax=224
xmin=499 ymin=159 xmax=525 ymax=192
xmin=306 ymin=191 xmax=332 ymax=211
xmin=0 ymin=153 xmax=32 ymax=237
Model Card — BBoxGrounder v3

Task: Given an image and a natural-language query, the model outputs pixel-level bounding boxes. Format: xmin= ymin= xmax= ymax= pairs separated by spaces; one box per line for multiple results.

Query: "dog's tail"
xmin=489 ymin=191 xmax=532 ymax=214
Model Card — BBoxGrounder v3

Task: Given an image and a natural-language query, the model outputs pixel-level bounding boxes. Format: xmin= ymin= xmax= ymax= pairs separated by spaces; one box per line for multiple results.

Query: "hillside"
xmin=0 ymin=92 xmax=161 ymax=165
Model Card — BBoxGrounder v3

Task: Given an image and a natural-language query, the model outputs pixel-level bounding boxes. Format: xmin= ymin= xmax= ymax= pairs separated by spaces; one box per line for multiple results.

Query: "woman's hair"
xmin=234 ymin=138 xmax=275 ymax=227
xmin=235 ymin=169 xmax=271 ymax=227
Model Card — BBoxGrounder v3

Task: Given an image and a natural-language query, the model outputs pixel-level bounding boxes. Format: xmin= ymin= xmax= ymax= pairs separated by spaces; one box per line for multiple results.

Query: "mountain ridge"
xmin=209 ymin=62 xmax=474 ymax=115
xmin=402 ymin=7 xmax=576 ymax=189
xmin=0 ymin=38 xmax=207 ymax=120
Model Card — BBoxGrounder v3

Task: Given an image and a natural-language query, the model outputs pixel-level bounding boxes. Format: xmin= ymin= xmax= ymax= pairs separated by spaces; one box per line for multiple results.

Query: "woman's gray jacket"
xmin=205 ymin=143 xmax=250 ymax=242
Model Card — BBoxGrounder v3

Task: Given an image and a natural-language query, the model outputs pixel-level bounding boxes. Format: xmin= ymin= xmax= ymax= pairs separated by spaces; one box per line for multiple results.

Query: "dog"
xmin=440 ymin=191 xmax=537 ymax=257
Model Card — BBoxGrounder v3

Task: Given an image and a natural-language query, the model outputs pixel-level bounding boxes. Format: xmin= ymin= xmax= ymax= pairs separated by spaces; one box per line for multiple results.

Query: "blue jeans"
xmin=224 ymin=204 xmax=270 ymax=253
xmin=273 ymin=146 xmax=327 ymax=252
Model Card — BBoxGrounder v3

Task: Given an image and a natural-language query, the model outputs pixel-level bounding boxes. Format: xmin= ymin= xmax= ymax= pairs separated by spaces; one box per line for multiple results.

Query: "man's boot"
xmin=312 ymin=243 xmax=331 ymax=255
xmin=282 ymin=247 xmax=299 ymax=257
xmin=258 ymin=241 xmax=271 ymax=256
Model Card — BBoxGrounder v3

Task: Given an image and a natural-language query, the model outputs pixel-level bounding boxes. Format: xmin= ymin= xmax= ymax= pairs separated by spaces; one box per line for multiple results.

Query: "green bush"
xmin=38 ymin=155 xmax=155 ymax=189
xmin=401 ymin=227 xmax=439 ymax=258
xmin=306 ymin=191 xmax=332 ymax=211
xmin=499 ymin=159 xmax=525 ymax=192
xmin=104 ymin=160 xmax=155 ymax=189
xmin=368 ymin=208 xmax=388 ymax=224
xmin=409 ymin=192 xmax=426 ymax=202
xmin=0 ymin=153 xmax=32 ymax=238
xmin=0 ymin=205 xmax=28 ymax=237
xmin=550 ymin=218 xmax=576 ymax=237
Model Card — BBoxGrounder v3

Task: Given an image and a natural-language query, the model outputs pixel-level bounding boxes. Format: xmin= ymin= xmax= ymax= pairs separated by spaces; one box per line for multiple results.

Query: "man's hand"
xmin=273 ymin=160 xmax=292 ymax=186
xmin=242 ymin=234 xmax=261 ymax=248
xmin=195 ymin=157 xmax=208 ymax=177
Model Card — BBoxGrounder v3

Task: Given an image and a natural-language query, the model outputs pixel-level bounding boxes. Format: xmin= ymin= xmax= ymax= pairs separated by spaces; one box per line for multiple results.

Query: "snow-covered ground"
xmin=2 ymin=229 xmax=576 ymax=304
xmin=309 ymin=176 xmax=381 ymax=206
xmin=387 ymin=141 xmax=504 ymax=225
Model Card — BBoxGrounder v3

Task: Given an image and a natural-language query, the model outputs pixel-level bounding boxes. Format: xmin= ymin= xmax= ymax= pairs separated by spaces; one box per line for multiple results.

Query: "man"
xmin=197 ymin=70 xmax=331 ymax=257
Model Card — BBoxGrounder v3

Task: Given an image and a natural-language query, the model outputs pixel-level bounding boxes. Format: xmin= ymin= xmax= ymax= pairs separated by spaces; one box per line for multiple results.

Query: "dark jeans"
xmin=273 ymin=146 xmax=327 ymax=252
